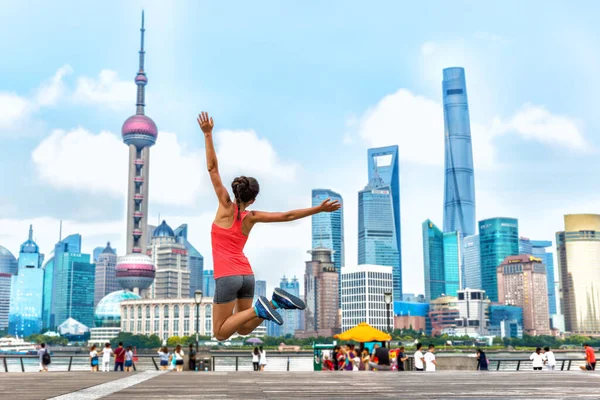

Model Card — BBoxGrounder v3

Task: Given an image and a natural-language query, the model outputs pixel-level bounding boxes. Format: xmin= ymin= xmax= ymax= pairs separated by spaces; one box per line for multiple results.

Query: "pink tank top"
xmin=211 ymin=206 xmax=253 ymax=279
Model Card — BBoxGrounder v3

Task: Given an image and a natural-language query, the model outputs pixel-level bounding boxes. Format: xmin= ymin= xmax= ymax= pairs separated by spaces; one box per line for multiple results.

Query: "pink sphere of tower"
xmin=122 ymin=114 xmax=157 ymax=148
xmin=116 ymin=254 xmax=155 ymax=291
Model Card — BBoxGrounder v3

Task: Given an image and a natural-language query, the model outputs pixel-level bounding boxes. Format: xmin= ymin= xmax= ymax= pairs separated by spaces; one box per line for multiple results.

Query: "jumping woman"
xmin=198 ymin=111 xmax=341 ymax=341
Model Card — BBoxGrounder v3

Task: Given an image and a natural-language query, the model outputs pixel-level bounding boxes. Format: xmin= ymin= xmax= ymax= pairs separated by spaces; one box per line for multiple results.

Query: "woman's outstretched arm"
xmin=198 ymin=111 xmax=231 ymax=206
xmin=248 ymin=199 xmax=341 ymax=224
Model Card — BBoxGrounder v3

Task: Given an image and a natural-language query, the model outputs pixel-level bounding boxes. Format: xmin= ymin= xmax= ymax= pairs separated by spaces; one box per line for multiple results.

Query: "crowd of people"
xmin=88 ymin=342 xmax=133 ymax=372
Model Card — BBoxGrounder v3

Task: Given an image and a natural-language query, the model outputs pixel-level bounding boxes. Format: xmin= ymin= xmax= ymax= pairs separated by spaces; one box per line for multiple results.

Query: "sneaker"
xmin=272 ymin=287 xmax=306 ymax=310
xmin=254 ymin=296 xmax=283 ymax=325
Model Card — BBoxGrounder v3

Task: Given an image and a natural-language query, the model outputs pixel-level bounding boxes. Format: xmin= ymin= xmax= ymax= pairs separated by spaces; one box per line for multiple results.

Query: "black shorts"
xmin=214 ymin=275 xmax=255 ymax=304
xmin=176 ymin=360 xmax=184 ymax=366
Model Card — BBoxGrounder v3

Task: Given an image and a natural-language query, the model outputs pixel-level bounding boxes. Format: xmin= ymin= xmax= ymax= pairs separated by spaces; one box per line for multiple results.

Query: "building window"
xmin=173 ymin=305 xmax=180 ymax=336
xmin=154 ymin=320 xmax=159 ymax=333
xmin=446 ymin=88 xmax=463 ymax=95
xmin=154 ymin=306 xmax=159 ymax=318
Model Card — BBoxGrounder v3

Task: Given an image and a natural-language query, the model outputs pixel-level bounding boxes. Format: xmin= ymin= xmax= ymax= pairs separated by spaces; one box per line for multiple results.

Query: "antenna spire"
xmin=28 ymin=224 xmax=33 ymax=241
xmin=135 ymin=10 xmax=148 ymax=115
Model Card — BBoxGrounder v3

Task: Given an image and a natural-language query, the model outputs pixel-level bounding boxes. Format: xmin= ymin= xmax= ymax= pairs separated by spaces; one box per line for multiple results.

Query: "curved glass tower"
xmin=442 ymin=67 xmax=476 ymax=238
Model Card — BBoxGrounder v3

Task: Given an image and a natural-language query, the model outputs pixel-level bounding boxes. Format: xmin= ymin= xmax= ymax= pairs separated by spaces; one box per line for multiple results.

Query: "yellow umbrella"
xmin=334 ymin=322 xmax=392 ymax=342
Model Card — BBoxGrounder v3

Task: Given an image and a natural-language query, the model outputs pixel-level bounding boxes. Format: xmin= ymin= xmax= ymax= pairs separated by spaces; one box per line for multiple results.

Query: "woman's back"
xmin=211 ymin=206 xmax=253 ymax=278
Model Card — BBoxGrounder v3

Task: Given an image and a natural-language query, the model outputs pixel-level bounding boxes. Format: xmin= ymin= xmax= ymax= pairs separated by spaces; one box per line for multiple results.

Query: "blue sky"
xmin=1 ymin=0 xmax=599 ymax=294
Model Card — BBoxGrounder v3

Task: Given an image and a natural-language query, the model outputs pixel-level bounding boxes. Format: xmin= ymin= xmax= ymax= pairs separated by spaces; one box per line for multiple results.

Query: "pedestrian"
xmin=157 ymin=347 xmax=169 ymax=371
xmin=580 ymin=343 xmax=596 ymax=371
xmin=543 ymin=346 xmax=556 ymax=371
xmin=530 ymin=347 xmax=544 ymax=371
xmin=89 ymin=345 xmax=99 ymax=372
xmin=114 ymin=342 xmax=126 ymax=372
xmin=38 ymin=343 xmax=50 ymax=372
xmin=101 ymin=343 xmax=113 ymax=372
xmin=368 ymin=343 xmax=391 ymax=371
xmin=396 ymin=346 xmax=408 ymax=371
xmin=252 ymin=347 xmax=260 ymax=371
xmin=424 ymin=344 xmax=437 ymax=372
xmin=198 ymin=112 xmax=336 ymax=341
xmin=173 ymin=345 xmax=185 ymax=372
xmin=189 ymin=344 xmax=197 ymax=372
xmin=124 ymin=346 xmax=134 ymax=372
xmin=336 ymin=346 xmax=346 ymax=370
xmin=413 ymin=343 xmax=425 ymax=371
xmin=332 ymin=345 xmax=341 ymax=371
xmin=476 ymin=349 xmax=488 ymax=371
xmin=344 ymin=344 xmax=357 ymax=371
xmin=361 ymin=348 xmax=371 ymax=371
xmin=259 ymin=346 xmax=267 ymax=371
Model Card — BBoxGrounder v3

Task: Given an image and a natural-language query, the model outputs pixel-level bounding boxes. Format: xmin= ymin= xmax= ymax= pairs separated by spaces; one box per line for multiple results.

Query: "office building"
xmin=520 ymin=238 xmax=557 ymax=317
xmin=479 ymin=217 xmax=519 ymax=302
xmin=0 ymin=273 xmax=11 ymax=329
xmin=497 ymin=255 xmax=550 ymax=336
xmin=298 ymin=248 xmax=339 ymax=338
xmin=148 ymin=221 xmax=190 ymax=299
xmin=442 ymin=67 xmax=476 ymax=238
xmin=53 ymin=251 xmax=96 ymax=328
xmin=312 ymin=189 xmax=344 ymax=307
xmin=428 ymin=295 xmax=459 ymax=335
xmin=393 ymin=301 xmax=429 ymax=332
xmin=174 ymin=224 xmax=204 ymax=297
xmin=94 ymin=242 xmax=120 ymax=306
xmin=203 ymin=269 xmax=215 ymax=297
xmin=9 ymin=225 xmax=45 ymax=336
xmin=422 ymin=220 xmax=461 ymax=300
xmin=463 ymin=235 xmax=481 ymax=289
xmin=279 ymin=276 xmax=302 ymax=336
xmin=455 ymin=288 xmax=489 ymax=337
xmin=556 ymin=214 xmax=600 ymax=334
xmin=359 ymin=146 xmax=402 ymax=302
xmin=120 ymin=297 xmax=213 ymax=341
xmin=93 ymin=247 xmax=103 ymax=263
xmin=401 ymin=293 xmax=426 ymax=303
xmin=115 ymin=12 xmax=157 ymax=295
xmin=489 ymin=304 xmax=523 ymax=339
xmin=341 ymin=264 xmax=393 ymax=332
xmin=253 ymin=280 xmax=268 ymax=337
xmin=0 ymin=245 xmax=18 ymax=275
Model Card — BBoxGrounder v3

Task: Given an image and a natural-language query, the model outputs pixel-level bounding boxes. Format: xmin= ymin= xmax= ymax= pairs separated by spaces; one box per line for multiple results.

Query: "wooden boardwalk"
xmin=0 ymin=370 xmax=599 ymax=399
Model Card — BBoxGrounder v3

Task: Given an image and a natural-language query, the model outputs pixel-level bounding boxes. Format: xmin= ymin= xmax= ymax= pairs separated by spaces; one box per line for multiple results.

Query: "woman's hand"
xmin=197 ymin=111 xmax=214 ymax=135
xmin=319 ymin=198 xmax=341 ymax=213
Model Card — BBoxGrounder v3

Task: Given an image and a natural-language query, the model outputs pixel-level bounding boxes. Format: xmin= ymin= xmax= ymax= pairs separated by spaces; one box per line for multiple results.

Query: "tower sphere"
xmin=122 ymin=114 xmax=157 ymax=148
xmin=115 ymin=253 xmax=156 ymax=290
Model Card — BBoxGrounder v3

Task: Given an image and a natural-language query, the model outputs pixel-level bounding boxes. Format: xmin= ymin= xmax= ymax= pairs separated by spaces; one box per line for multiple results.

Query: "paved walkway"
xmin=0 ymin=371 xmax=599 ymax=399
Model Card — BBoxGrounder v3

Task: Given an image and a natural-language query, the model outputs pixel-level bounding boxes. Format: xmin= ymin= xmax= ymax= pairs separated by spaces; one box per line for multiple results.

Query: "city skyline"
xmin=1 ymin=2 xmax=600 ymax=295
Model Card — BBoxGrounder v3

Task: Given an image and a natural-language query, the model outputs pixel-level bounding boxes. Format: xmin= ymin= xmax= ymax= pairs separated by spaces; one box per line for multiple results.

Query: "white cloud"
xmin=31 ymin=127 xmax=297 ymax=207
xmin=73 ymin=70 xmax=135 ymax=110
xmin=35 ymin=64 xmax=73 ymax=106
xmin=0 ymin=93 xmax=31 ymax=130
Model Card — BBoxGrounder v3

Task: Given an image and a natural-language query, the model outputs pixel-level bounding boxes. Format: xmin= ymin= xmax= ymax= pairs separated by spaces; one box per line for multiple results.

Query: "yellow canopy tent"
xmin=334 ymin=322 xmax=391 ymax=342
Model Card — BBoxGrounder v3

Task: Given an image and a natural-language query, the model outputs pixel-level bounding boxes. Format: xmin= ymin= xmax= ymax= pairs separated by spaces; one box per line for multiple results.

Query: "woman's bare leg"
xmin=212 ymin=300 xmax=263 ymax=341
xmin=235 ymin=298 xmax=264 ymax=335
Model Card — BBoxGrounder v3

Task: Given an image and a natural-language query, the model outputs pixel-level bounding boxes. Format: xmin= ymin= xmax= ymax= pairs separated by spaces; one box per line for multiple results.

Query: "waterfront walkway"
xmin=0 ymin=370 xmax=599 ymax=399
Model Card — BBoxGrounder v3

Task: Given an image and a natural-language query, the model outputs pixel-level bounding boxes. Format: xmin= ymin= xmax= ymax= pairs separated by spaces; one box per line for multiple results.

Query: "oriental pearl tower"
xmin=115 ymin=11 xmax=156 ymax=296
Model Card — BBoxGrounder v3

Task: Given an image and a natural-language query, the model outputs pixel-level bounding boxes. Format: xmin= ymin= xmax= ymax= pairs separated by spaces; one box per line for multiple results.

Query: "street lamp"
xmin=384 ymin=291 xmax=393 ymax=333
xmin=194 ymin=290 xmax=203 ymax=362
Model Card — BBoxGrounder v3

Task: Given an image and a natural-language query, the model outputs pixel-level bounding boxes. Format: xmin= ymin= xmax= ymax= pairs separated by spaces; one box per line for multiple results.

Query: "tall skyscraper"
xmin=53 ymin=250 xmax=95 ymax=328
xmin=463 ymin=234 xmax=481 ymax=289
xmin=115 ymin=11 xmax=157 ymax=296
xmin=456 ymin=288 xmax=489 ymax=337
xmin=93 ymin=247 xmax=104 ymax=263
xmin=556 ymin=214 xmax=600 ymax=334
xmin=519 ymin=238 xmax=557 ymax=317
xmin=94 ymin=242 xmax=120 ymax=306
xmin=359 ymin=145 xmax=401 ymax=302
xmin=148 ymin=221 xmax=190 ymax=299
xmin=0 ymin=245 xmax=18 ymax=275
xmin=422 ymin=220 xmax=461 ymax=300
xmin=42 ymin=255 xmax=54 ymax=329
xmin=0 ymin=273 xmax=11 ymax=330
xmin=174 ymin=224 xmax=204 ymax=298
xmin=341 ymin=264 xmax=393 ymax=332
xmin=497 ymin=255 xmax=550 ymax=336
xmin=442 ymin=67 xmax=476 ymax=238
xmin=479 ymin=217 xmax=519 ymax=302
xmin=302 ymin=248 xmax=339 ymax=337
xmin=253 ymin=280 xmax=269 ymax=337
xmin=203 ymin=269 xmax=215 ymax=298
xmin=311 ymin=189 xmax=344 ymax=307
xmin=489 ymin=304 xmax=523 ymax=339
xmin=9 ymin=225 xmax=45 ymax=336
xmin=278 ymin=276 xmax=301 ymax=336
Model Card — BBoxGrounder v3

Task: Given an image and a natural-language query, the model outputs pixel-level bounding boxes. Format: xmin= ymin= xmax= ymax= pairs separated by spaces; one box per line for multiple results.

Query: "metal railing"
xmin=488 ymin=358 xmax=587 ymax=371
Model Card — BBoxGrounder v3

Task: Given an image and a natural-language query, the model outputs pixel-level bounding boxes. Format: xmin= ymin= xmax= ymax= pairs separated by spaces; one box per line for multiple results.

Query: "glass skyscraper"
xmin=174 ymin=224 xmax=204 ymax=298
xmin=279 ymin=276 xmax=301 ymax=336
xmin=359 ymin=145 xmax=402 ymax=302
xmin=442 ymin=67 xmax=476 ymax=238
xmin=423 ymin=220 xmax=460 ymax=300
xmin=311 ymin=189 xmax=344 ymax=306
xmin=9 ymin=225 xmax=45 ymax=337
xmin=53 ymin=250 xmax=95 ymax=328
xmin=203 ymin=269 xmax=215 ymax=298
xmin=0 ymin=245 xmax=18 ymax=275
xmin=489 ymin=304 xmax=523 ymax=338
xmin=42 ymin=255 xmax=54 ymax=329
xmin=479 ymin=218 xmax=519 ymax=302
xmin=520 ymin=238 xmax=557 ymax=316
xmin=463 ymin=234 xmax=481 ymax=289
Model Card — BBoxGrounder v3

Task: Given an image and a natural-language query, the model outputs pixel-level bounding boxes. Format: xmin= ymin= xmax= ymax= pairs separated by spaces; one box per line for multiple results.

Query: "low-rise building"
xmin=455 ymin=288 xmax=489 ymax=337
xmin=428 ymin=295 xmax=458 ymax=335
